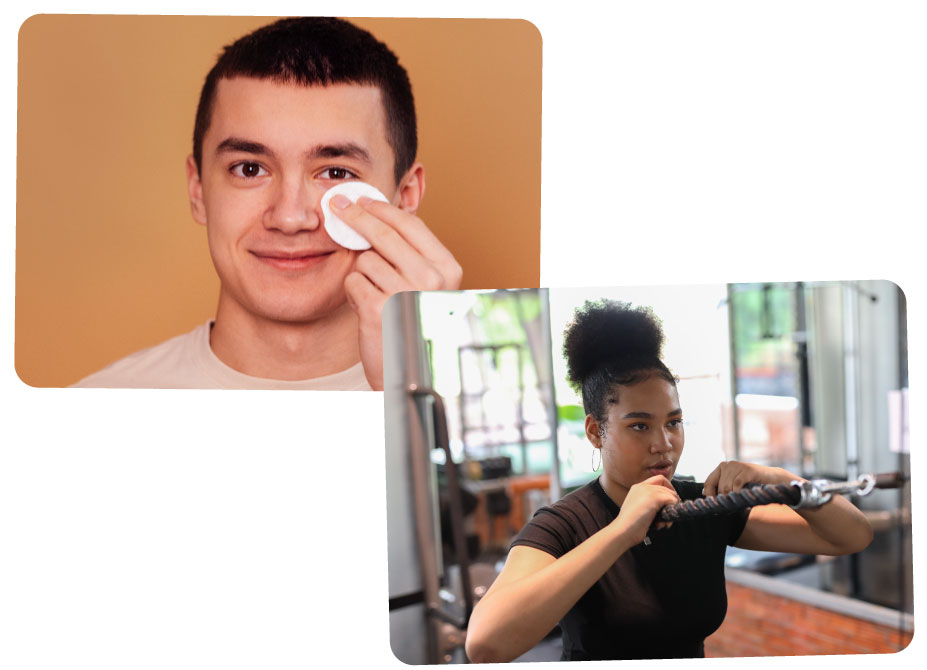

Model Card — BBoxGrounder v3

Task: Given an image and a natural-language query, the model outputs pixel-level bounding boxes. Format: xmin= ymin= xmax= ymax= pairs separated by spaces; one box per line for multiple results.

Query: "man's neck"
xmin=209 ymin=296 xmax=361 ymax=381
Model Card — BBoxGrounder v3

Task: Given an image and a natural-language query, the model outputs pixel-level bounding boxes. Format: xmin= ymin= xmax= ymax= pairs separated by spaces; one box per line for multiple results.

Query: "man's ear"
xmin=396 ymin=162 xmax=425 ymax=214
xmin=585 ymin=414 xmax=602 ymax=448
xmin=186 ymin=155 xmax=208 ymax=225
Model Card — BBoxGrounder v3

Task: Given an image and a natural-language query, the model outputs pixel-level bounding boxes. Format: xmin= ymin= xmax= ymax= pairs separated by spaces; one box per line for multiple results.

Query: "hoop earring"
xmin=591 ymin=447 xmax=602 ymax=472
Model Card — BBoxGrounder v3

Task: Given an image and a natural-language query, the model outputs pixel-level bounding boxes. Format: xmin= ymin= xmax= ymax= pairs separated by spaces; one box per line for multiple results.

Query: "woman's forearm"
xmin=779 ymin=467 xmax=873 ymax=554
xmin=795 ymin=493 xmax=874 ymax=554
xmin=736 ymin=466 xmax=875 ymax=556
xmin=466 ymin=524 xmax=636 ymax=663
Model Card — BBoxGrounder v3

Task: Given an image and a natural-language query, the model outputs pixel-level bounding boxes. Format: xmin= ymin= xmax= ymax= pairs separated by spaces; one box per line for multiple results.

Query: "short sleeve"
xmin=510 ymin=506 xmax=578 ymax=559
xmin=727 ymin=508 xmax=750 ymax=546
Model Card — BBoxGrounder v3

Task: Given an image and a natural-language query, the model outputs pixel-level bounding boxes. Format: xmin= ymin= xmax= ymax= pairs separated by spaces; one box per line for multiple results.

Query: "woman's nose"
xmin=650 ymin=430 xmax=673 ymax=453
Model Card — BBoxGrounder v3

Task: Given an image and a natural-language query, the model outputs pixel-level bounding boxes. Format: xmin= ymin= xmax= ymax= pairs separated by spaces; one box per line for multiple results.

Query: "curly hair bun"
xmin=562 ymin=300 xmax=666 ymax=391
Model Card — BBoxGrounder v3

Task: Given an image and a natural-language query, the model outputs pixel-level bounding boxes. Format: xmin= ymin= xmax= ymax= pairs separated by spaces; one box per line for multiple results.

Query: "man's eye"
xmin=230 ymin=162 xmax=267 ymax=178
xmin=668 ymin=419 xmax=684 ymax=428
xmin=318 ymin=167 xmax=358 ymax=180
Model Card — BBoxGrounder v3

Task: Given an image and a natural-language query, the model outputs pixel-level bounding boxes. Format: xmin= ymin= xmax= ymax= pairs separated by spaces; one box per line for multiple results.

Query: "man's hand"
xmin=702 ymin=460 xmax=798 ymax=498
xmin=330 ymin=194 xmax=463 ymax=390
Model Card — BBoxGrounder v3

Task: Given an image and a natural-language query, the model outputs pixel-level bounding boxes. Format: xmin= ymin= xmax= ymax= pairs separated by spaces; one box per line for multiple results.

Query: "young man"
xmin=74 ymin=18 xmax=461 ymax=391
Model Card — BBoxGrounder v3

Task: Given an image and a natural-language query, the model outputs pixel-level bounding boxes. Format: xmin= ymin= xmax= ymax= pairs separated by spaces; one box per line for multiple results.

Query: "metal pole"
xmin=400 ymin=292 xmax=442 ymax=664
xmin=726 ymin=284 xmax=742 ymax=462
xmin=842 ymin=283 xmax=860 ymax=482
xmin=538 ymin=288 xmax=562 ymax=502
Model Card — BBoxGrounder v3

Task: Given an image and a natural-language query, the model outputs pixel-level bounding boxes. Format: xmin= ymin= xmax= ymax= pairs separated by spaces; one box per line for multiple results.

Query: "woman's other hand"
xmin=612 ymin=475 xmax=681 ymax=545
xmin=706 ymin=460 xmax=874 ymax=556
xmin=702 ymin=461 xmax=797 ymax=498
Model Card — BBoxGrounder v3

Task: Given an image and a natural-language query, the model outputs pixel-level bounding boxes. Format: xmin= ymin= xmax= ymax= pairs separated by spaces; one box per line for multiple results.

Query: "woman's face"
xmin=586 ymin=375 xmax=685 ymax=503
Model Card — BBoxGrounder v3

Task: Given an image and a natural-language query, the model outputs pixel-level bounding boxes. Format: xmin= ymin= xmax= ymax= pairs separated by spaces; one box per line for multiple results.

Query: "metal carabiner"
xmin=789 ymin=479 xmax=833 ymax=509
xmin=789 ymin=473 xmax=884 ymax=509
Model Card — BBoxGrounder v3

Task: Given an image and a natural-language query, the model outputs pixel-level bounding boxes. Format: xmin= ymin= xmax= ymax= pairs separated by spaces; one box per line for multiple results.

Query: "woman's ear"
xmin=585 ymin=414 xmax=602 ymax=448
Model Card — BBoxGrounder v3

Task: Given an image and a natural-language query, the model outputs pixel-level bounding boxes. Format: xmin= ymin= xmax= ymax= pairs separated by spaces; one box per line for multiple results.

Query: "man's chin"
xmin=252 ymin=296 xmax=354 ymax=326
xmin=215 ymin=278 xmax=355 ymax=327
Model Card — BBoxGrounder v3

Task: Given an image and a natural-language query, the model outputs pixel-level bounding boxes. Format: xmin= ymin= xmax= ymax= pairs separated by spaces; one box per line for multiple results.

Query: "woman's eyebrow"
xmin=620 ymin=408 xmax=683 ymax=419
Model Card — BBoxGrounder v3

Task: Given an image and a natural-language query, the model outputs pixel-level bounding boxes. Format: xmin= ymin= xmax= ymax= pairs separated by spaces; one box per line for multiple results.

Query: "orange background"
xmin=15 ymin=15 xmax=542 ymax=387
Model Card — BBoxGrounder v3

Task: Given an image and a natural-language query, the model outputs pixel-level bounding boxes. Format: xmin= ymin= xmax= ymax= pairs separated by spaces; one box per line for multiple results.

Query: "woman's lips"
xmin=648 ymin=463 xmax=674 ymax=477
xmin=251 ymin=250 xmax=334 ymax=271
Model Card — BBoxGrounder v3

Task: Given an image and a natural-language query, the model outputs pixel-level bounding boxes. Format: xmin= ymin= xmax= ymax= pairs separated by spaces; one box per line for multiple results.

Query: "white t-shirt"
xmin=72 ymin=321 xmax=372 ymax=391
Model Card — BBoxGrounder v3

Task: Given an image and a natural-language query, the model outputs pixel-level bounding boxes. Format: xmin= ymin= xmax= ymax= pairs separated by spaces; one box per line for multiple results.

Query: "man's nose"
xmin=264 ymin=176 xmax=322 ymax=233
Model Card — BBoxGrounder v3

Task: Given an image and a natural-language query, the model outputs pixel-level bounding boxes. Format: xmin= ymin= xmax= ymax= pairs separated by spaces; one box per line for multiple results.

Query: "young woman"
xmin=465 ymin=300 xmax=873 ymax=662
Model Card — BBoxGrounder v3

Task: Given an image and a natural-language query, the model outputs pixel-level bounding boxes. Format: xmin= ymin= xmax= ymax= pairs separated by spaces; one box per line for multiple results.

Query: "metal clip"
xmin=791 ymin=473 xmax=887 ymax=509
xmin=789 ymin=479 xmax=833 ymax=509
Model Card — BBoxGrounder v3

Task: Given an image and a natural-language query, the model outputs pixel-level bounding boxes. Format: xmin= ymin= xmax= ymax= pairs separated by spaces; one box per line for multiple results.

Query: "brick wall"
xmin=705 ymin=582 xmax=913 ymax=657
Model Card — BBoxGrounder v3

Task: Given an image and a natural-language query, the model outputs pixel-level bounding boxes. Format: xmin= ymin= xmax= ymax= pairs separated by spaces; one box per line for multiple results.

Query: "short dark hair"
xmin=562 ymin=299 xmax=677 ymax=427
xmin=192 ymin=17 xmax=417 ymax=184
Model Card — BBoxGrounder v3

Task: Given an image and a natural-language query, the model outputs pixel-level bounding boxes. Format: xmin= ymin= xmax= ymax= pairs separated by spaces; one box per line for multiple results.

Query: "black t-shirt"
xmin=511 ymin=477 xmax=749 ymax=661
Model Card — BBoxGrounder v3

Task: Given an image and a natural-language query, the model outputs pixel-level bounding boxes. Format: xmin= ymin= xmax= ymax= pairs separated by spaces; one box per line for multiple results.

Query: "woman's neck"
xmin=598 ymin=473 xmax=631 ymax=508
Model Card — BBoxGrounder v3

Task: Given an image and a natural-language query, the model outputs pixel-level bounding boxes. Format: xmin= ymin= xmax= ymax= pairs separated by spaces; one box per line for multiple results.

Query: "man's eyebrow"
xmin=309 ymin=143 xmax=372 ymax=164
xmin=213 ymin=139 xmax=372 ymax=165
xmin=215 ymin=137 xmax=274 ymax=157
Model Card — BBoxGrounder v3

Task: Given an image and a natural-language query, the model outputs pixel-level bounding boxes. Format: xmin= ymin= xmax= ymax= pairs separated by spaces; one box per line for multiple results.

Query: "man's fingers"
xmin=358 ymin=196 xmax=456 ymax=263
xmin=344 ymin=271 xmax=388 ymax=324
xmin=332 ymin=197 xmax=462 ymax=289
xmin=353 ymin=251 xmax=412 ymax=296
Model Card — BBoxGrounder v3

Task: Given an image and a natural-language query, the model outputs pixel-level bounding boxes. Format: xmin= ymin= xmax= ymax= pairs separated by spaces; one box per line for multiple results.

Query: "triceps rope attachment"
xmin=656 ymin=471 xmax=907 ymax=523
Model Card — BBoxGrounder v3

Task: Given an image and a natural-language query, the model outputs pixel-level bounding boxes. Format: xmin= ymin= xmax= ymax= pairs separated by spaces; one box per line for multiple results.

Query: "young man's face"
xmin=187 ymin=76 xmax=402 ymax=325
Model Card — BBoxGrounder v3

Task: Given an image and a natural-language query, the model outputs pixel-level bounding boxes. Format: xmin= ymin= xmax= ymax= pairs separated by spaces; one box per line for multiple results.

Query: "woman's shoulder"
xmin=555 ymin=477 xmax=604 ymax=503
xmin=547 ymin=478 xmax=616 ymax=517
xmin=511 ymin=479 xmax=612 ymax=557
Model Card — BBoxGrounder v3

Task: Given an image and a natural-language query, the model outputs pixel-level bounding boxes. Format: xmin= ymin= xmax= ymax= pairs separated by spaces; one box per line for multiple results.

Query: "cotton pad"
xmin=320 ymin=182 xmax=389 ymax=250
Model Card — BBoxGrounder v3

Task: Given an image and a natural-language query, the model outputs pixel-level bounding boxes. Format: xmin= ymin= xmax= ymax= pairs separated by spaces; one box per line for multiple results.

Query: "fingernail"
xmin=331 ymin=194 xmax=351 ymax=209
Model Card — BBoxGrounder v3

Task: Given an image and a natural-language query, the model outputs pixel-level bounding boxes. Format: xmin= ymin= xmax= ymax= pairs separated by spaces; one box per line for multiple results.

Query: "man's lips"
xmin=250 ymin=249 xmax=336 ymax=270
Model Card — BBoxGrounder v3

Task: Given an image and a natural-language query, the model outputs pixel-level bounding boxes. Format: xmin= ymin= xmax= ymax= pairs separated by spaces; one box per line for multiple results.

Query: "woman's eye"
xmin=630 ymin=423 xmax=648 ymax=431
xmin=230 ymin=162 xmax=267 ymax=178
xmin=318 ymin=167 xmax=357 ymax=180
xmin=668 ymin=419 xmax=684 ymax=428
